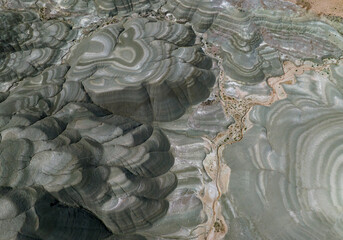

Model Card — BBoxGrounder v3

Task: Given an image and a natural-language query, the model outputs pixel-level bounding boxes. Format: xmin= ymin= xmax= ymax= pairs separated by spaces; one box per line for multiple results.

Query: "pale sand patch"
xmin=286 ymin=0 xmax=343 ymax=18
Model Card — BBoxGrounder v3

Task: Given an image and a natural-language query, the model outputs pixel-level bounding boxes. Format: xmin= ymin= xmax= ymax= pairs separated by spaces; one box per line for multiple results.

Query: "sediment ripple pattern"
xmin=66 ymin=17 xmax=215 ymax=122
xmin=223 ymin=67 xmax=343 ymax=239
xmin=0 ymin=10 xmax=76 ymax=92
xmin=2 ymin=0 xmax=163 ymax=16
xmin=163 ymin=0 xmax=343 ymax=84
xmin=0 ymin=62 xmax=210 ymax=239
xmin=0 ymin=100 xmax=176 ymax=238
xmin=0 ymin=187 xmax=114 ymax=240
xmin=0 ymin=64 xmax=86 ymax=131
xmin=94 ymin=0 xmax=163 ymax=15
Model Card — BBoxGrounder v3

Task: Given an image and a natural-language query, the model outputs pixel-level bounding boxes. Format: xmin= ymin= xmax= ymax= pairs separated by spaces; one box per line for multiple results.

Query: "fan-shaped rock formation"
xmin=0 ymin=101 xmax=176 ymax=237
xmin=223 ymin=66 xmax=343 ymax=239
xmin=2 ymin=0 xmax=163 ymax=16
xmin=2 ymin=0 xmax=343 ymax=239
xmin=0 ymin=10 xmax=76 ymax=92
xmin=94 ymin=0 xmax=163 ymax=15
xmin=163 ymin=0 xmax=343 ymax=84
xmin=66 ymin=17 xmax=215 ymax=122
xmin=0 ymin=187 xmax=113 ymax=240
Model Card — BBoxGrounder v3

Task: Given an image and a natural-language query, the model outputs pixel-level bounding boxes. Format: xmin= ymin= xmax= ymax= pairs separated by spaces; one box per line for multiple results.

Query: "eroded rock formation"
xmin=1 ymin=0 xmax=343 ymax=239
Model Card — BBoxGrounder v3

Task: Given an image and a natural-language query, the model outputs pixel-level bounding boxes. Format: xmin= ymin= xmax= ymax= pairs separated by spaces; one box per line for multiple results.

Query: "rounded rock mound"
xmin=66 ymin=17 xmax=215 ymax=122
xmin=223 ymin=68 xmax=343 ymax=240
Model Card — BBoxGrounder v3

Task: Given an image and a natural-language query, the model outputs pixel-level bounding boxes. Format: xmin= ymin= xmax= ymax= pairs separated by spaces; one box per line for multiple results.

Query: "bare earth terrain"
xmin=287 ymin=0 xmax=343 ymax=17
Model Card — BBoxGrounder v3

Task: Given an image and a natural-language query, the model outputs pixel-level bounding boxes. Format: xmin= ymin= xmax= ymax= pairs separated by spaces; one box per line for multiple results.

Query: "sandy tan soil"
xmin=286 ymin=0 xmax=343 ymax=18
